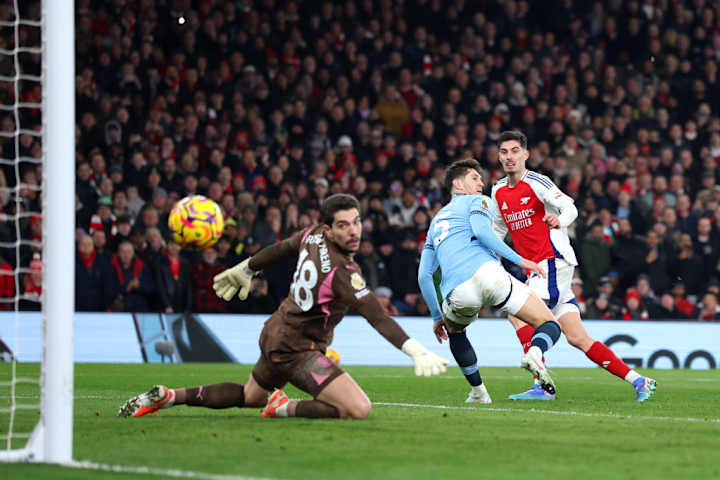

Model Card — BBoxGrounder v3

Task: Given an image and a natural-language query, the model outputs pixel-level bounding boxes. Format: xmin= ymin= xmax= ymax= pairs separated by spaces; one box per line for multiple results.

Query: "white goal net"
xmin=0 ymin=0 xmax=74 ymax=463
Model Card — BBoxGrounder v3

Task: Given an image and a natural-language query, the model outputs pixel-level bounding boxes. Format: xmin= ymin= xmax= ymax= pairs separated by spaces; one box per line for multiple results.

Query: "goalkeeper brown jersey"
xmin=248 ymin=226 xmax=409 ymax=354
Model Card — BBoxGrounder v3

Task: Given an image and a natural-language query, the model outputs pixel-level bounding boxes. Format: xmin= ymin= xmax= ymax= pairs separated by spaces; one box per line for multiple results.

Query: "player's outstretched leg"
xmin=507 ymin=322 xmax=554 ymax=400
xmin=448 ymin=331 xmax=491 ymax=404
xmin=118 ymin=385 xmax=175 ymax=418
xmin=519 ymin=315 xmax=561 ymax=395
xmin=521 ymin=345 xmax=556 ymax=395
xmin=118 ymin=381 xmax=249 ymax=418
xmin=561 ymin=311 xmax=657 ymax=401
xmin=503 ymin=286 xmax=561 ymax=395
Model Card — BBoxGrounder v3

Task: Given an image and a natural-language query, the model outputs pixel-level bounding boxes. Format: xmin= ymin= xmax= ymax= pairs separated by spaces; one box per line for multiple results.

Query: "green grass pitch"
xmin=2 ymin=363 xmax=719 ymax=480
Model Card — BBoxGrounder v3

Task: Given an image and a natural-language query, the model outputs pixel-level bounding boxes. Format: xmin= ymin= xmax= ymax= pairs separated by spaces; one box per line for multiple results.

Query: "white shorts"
xmin=442 ymin=261 xmax=531 ymax=326
xmin=527 ymin=258 xmax=579 ymax=318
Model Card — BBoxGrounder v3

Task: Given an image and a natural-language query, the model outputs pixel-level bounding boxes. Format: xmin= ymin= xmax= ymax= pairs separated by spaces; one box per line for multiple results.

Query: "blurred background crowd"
xmin=1 ymin=0 xmax=719 ymax=320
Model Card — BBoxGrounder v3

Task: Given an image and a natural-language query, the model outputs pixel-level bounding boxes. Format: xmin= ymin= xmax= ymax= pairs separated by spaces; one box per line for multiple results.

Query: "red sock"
xmin=585 ymin=341 xmax=631 ymax=379
xmin=515 ymin=325 xmax=546 ymax=363
xmin=515 ymin=325 xmax=534 ymax=354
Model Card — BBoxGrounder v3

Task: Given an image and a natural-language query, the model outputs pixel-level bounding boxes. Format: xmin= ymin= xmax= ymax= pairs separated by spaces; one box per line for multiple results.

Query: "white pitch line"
xmin=363 ymin=374 xmax=719 ymax=383
xmin=374 ymin=402 xmax=720 ymax=424
xmin=69 ymin=460 xmax=275 ymax=480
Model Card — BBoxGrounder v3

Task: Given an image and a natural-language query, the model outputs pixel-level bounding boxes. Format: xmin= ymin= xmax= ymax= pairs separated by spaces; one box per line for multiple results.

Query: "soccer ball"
xmin=325 ymin=348 xmax=341 ymax=364
xmin=168 ymin=195 xmax=224 ymax=250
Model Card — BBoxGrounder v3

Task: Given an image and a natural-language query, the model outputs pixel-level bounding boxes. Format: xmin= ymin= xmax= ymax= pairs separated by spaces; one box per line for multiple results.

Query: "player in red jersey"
xmin=491 ymin=130 xmax=656 ymax=402
xmin=118 ymin=194 xmax=448 ymax=420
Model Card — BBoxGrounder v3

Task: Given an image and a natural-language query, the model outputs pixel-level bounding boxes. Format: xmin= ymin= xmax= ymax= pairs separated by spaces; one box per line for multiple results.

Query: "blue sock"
xmin=531 ymin=320 xmax=561 ymax=353
xmin=449 ymin=332 xmax=482 ymax=387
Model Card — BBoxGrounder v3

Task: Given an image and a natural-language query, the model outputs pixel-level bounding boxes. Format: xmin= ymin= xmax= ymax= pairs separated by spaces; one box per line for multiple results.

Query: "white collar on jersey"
xmin=506 ymin=169 xmax=529 ymax=188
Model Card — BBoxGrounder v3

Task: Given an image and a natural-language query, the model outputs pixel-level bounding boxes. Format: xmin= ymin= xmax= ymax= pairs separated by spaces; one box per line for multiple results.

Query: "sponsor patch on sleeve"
xmin=470 ymin=197 xmax=491 ymax=218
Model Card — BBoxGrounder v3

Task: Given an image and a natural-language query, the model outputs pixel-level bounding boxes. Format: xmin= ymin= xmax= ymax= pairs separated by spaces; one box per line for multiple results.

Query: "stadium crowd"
xmin=1 ymin=0 xmax=720 ymax=320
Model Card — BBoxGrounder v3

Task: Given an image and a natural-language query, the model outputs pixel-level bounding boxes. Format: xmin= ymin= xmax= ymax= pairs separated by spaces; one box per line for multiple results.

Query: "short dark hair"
xmin=320 ymin=193 xmax=360 ymax=226
xmin=443 ymin=158 xmax=482 ymax=194
xmin=498 ymin=130 xmax=528 ymax=149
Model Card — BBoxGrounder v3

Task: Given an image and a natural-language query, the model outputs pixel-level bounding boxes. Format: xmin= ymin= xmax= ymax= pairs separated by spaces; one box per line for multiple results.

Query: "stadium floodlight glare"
xmin=0 ymin=0 xmax=75 ymax=464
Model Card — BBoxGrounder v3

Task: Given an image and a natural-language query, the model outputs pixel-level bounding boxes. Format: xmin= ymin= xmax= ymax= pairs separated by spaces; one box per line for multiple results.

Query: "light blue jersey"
xmin=418 ymin=194 xmax=524 ymax=323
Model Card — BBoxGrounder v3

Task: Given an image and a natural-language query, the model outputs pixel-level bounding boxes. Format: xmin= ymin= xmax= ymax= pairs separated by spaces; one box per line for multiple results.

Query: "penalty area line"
xmin=375 ymin=402 xmax=720 ymax=424
xmin=68 ymin=460 xmax=275 ymax=480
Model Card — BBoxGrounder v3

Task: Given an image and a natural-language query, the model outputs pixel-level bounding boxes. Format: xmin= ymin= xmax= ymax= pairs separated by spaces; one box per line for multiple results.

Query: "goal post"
xmin=42 ymin=0 xmax=75 ymax=464
xmin=0 ymin=0 xmax=75 ymax=464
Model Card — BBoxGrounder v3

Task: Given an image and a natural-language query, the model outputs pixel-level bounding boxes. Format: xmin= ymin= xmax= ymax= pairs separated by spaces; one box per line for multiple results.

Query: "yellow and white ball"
xmin=168 ymin=195 xmax=224 ymax=250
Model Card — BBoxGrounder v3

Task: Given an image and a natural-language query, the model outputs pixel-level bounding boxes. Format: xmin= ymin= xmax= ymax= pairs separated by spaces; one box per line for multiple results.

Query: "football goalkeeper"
xmin=119 ymin=194 xmax=448 ymax=420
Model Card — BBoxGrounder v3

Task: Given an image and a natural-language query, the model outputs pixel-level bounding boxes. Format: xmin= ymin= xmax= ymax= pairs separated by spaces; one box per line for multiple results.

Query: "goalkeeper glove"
xmin=213 ymin=258 xmax=256 ymax=301
xmin=401 ymin=338 xmax=449 ymax=377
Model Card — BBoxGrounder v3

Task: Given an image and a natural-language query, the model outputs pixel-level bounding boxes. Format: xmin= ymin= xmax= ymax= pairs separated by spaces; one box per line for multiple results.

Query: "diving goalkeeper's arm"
xmin=213 ymin=228 xmax=305 ymax=301
xmin=353 ymin=286 xmax=449 ymax=377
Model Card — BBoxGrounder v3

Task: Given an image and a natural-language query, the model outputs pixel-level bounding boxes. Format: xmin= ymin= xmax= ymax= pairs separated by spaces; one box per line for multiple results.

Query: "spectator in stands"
xmin=374 ymin=85 xmax=409 ymax=136
xmin=89 ymin=197 xmax=117 ymax=240
xmin=670 ymin=281 xmax=697 ymax=319
xmin=109 ymin=241 xmax=155 ymax=312
xmin=76 ymin=161 xmax=97 ymax=210
xmin=141 ymin=227 xmax=166 ymax=267
xmin=642 ymin=229 xmax=671 ymax=294
xmin=215 ymin=235 xmax=241 ymax=268
xmin=621 ymin=289 xmax=649 ymax=321
xmin=44 ymin=0 xmax=718 ymax=321
xmin=153 ymin=238 xmax=192 ymax=314
xmin=669 ymin=234 xmax=704 ymax=296
xmin=92 ymin=229 xmax=110 ymax=260
xmin=570 ymin=277 xmax=586 ymax=316
xmin=75 ymin=234 xmax=114 ymax=312
xmin=656 ymin=293 xmax=682 ymax=319
xmin=191 ymin=247 xmax=227 ymax=314
xmin=355 ymin=240 xmax=387 ymax=292
xmin=108 ymin=215 xmax=132 ymax=253
xmin=697 ymin=292 xmax=720 ymax=322
xmin=252 ymin=205 xmax=283 ymax=248
xmin=581 ymin=222 xmax=611 ymax=297
xmin=635 ymin=274 xmax=661 ymax=317
xmin=246 ymin=276 xmax=278 ymax=314
xmin=125 ymin=184 xmax=145 ymax=221
xmin=387 ymin=231 xmax=421 ymax=314
xmin=694 ymin=217 xmax=720 ymax=285
xmin=0 ymin=255 xmax=14 ymax=310
xmin=585 ymin=293 xmax=615 ymax=320
xmin=20 ymin=253 xmax=42 ymax=311
xmin=611 ymin=218 xmax=646 ymax=292
xmin=374 ymin=286 xmax=399 ymax=316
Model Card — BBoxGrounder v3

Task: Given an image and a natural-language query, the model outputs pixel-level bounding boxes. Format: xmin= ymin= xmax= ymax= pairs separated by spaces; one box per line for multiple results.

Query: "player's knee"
xmin=344 ymin=398 xmax=372 ymax=419
xmin=565 ymin=331 xmax=589 ymax=349
xmin=444 ymin=319 xmax=467 ymax=334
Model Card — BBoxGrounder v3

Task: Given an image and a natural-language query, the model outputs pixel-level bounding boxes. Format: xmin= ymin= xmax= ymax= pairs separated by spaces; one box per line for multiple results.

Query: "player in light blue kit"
xmin=418 ymin=158 xmax=562 ymax=403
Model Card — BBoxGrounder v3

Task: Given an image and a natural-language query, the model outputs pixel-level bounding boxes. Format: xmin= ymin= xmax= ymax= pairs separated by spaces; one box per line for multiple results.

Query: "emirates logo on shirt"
xmin=503 ymin=208 xmax=535 ymax=231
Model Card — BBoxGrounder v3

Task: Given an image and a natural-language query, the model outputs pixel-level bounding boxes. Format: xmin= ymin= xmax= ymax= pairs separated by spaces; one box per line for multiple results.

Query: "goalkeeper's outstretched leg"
xmin=119 ymin=351 xmax=371 ymax=420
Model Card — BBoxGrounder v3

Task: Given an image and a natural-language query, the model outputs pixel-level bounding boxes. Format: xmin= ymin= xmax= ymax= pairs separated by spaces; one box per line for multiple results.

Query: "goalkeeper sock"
xmin=294 ymin=400 xmax=340 ymax=418
xmin=585 ymin=341 xmax=636 ymax=381
xmin=530 ymin=320 xmax=561 ymax=354
xmin=449 ymin=332 xmax=483 ymax=387
xmin=181 ymin=382 xmax=245 ymax=408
